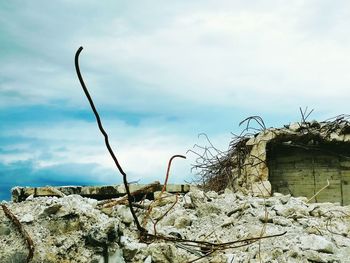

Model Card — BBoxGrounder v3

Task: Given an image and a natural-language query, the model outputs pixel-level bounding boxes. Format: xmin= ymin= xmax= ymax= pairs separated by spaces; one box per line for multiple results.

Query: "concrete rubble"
xmin=1 ymin=187 xmax=350 ymax=262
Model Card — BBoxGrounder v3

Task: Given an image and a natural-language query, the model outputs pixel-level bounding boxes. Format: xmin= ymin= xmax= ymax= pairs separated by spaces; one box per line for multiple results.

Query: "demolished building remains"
xmin=222 ymin=116 xmax=350 ymax=205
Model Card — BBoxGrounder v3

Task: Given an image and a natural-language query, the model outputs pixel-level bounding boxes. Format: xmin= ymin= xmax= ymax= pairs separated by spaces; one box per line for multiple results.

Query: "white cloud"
xmin=1 ymin=1 xmax=350 ymax=189
xmin=2 ymin=1 xmax=350 ymax=115
xmin=1 ymin=119 xmax=230 ymax=183
xmin=80 ymin=3 xmax=350 ymax=113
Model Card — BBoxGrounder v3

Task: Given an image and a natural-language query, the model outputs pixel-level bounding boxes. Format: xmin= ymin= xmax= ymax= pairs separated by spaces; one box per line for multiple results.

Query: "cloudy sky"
xmin=1 ymin=1 xmax=349 ymax=200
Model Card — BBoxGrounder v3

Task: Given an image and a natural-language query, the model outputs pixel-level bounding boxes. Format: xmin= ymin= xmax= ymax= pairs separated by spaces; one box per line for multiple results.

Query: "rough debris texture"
xmin=1 ymin=188 xmax=350 ymax=262
xmin=191 ymin=116 xmax=350 ymax=196
xmin=239 ymin=119 xmax=350 ymax=195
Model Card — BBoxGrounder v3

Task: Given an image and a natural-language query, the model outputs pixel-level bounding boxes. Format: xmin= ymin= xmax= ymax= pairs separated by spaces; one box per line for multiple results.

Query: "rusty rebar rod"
xmin=74 ymin=46 xmax=145 ymax=234
xmin=161 ymin=155 xmax=186 ymax=194
xmin=1 ymin=204 xmax=34 ymax=262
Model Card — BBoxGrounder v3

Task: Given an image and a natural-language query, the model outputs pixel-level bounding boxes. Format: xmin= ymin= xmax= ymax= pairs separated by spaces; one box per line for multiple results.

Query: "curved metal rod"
xmin=161 ymin=154 xmax=186 ymax=193
xmin=74 ymin=46 xmax=145 ymax=233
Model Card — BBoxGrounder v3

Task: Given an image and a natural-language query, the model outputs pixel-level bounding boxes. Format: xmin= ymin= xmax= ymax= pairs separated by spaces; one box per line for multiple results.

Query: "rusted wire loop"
xmin=161 ymin=155 xmax=186 ymax=193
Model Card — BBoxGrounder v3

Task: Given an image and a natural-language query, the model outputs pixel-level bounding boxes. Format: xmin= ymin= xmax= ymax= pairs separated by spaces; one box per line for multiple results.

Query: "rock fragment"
xmin=300 ymin=234 xmax=335 ymax=254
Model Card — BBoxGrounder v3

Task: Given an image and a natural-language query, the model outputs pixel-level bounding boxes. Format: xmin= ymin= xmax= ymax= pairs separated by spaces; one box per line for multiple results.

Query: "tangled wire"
xmin=188 ymin=116 xmax=266 ymax=192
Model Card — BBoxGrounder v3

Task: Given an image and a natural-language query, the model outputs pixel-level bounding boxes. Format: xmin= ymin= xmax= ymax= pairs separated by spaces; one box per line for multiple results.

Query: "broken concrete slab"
xmin=11 ymin=183 xmax=191 ymax=202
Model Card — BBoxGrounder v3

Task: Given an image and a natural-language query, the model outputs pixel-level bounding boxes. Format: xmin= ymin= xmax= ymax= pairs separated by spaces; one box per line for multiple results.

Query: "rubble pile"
xmin=1 ymin=188 xmax=350 ymax=262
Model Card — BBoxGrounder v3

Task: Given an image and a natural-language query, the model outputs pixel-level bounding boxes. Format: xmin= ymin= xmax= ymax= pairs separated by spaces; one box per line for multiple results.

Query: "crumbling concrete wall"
xmin=232 ymin=120 xmax=350 ymax=204
xmin=268 ymin=142 xmax=350 ymax=205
